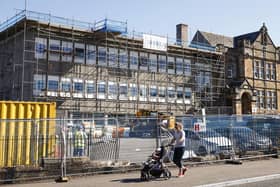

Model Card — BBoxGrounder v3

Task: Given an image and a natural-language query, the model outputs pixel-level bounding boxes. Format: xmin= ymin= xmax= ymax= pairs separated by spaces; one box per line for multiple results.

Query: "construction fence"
xmin=0 ymin=115 xmax=279 ymax=182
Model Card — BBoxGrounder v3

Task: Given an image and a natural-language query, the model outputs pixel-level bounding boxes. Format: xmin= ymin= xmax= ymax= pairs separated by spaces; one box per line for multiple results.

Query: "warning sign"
xmin=193 ymin=122 xmax=206 ymax=132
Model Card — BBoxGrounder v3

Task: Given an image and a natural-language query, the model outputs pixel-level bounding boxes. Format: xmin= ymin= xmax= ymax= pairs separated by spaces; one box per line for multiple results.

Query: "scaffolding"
xmin=0 ymin=10 xmax=227 ymax=117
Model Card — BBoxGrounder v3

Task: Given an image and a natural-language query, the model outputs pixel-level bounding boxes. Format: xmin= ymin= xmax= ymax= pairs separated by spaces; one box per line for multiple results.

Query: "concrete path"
xmin=4 ymin=158 xmax=280 ymax=187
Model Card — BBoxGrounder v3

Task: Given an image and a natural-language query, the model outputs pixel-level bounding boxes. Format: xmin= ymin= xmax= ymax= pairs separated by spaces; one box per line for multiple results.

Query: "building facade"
xmin=0 ymin=10 xmax=226 ymax=118
xmin=191 ymin=24 xmax=280 ymax=114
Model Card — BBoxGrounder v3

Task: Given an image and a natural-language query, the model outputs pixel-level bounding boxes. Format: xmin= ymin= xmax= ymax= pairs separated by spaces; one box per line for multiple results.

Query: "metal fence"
xmin=0 ymin=115 xmax=279 ymax=183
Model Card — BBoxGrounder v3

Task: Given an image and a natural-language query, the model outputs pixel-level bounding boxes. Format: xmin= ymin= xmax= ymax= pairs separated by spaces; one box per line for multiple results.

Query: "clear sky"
xmin=1 ymin=0 xmax=280 ymax=45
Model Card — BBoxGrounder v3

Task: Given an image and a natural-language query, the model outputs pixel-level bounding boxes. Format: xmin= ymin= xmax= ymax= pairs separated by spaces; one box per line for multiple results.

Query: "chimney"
xmin=176 ymin=24 xmax=188 ymax=47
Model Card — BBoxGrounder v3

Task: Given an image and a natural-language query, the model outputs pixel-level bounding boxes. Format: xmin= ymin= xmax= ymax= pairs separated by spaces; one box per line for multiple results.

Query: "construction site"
xmin=0 ymin=10 xmax=227 ymax=118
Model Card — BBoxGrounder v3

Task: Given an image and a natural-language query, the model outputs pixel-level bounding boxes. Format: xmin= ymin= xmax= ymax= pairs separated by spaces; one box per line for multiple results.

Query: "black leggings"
xmin=173 ymin=147 xmax=185 ymax=168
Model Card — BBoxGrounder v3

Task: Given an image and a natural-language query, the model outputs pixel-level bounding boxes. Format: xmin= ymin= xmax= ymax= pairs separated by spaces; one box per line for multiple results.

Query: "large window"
xmin=98 ymin=82 xmax=106 ymax=93
xmin=158 ymin=55 xmax=166 ymax=73
xmin=108 ymin=82 xmax=117 ymax=99
xmin=176 ymin=58 xmax=183 ymax=75
xmin=86 ymin=45 xmax=96 ymax=65
xmin=184 ymin=59 xmax=191 ymax=76
xmin=266 ymin=91 xmax=272 ymax=110
xmin=61 ymin=80 xmax=71 ymax=92
xmin=272 ymin=91 xmax=277 ymax=109
xmin=73 ymin=82 xmax=83 ymax=93
xmin=119 ymin=49 xmax=128 ymax=68
xmin=108 ymin=48 xmax=118 ymax=67
xmin=266 ymin=63 xmax=271 ymax=80
xmin=150 ymin=86 xmax=157 ymax=97
xmin=158 ymin=87 xmax=166 ymax=98
xmin=177 ymin=86 xmax=184 ymax=99
xmin=139 ymin=85 xmax=147 ymax=97
xmin=167 ymin=87 xmax=176 ymax=98
xmin=61 ymin=41 xmax=73 ymax=62
xmin=129 ymin=84 xmax=138 ymax=97
xmin=48 ymin=79 xmax=59 ymax=91
xmin=98 ymin=46 xmax=107 ymax=66
xmin=74 ymin=43 xmax=85 ymax=63
xmin=185 ymin=88 xmax=192 ymax=99
xmin=35 ymin=37 xmax=47 ymax=59
xmin=167 ymin=56 xmax=175 ymax=74
xmin=33 ymin=74 xmax=46 ymax=96
xmin=49 ymin=39 xmax=60 ymax=61
xmin=120 ymin=83 xmax=128 ymax=99
xmin=260 ymin=61 xmax=264 ymax=79
xmin=86 ymin=82 xmax=96 ymax=94
xmin=139 ymin=52 xmax=148 ymax=71
xmin=259 ymin=90 xmax=265 ymax=109
xmin=271 ymin=64 xmax=276 ymax=80
xmin=149 ymin=54 xmax=157 ymax=72
xmin=130 ymin=51 xmax=138 ymax=70
xmin=254 ymin=61 xmax=259 ymax=78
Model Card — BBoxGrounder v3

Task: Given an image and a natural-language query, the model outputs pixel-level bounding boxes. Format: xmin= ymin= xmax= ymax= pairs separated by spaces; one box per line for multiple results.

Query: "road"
xmin=4 ymin=158 xmax=280 ymax=187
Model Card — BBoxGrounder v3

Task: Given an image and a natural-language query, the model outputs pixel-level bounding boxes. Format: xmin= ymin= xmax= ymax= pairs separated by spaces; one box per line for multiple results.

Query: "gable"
xmin=191 ymin=31 xmax=211 ymax=47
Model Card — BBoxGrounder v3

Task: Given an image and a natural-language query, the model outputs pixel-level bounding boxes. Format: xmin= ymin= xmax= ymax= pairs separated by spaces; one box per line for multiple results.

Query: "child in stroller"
xmin=140 ymin=145 xmax=172 ymax=181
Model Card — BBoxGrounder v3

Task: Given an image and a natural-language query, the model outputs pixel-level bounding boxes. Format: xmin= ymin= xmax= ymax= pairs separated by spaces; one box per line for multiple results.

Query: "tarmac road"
xmin=4 ymin=158 xmax=280 ymax=187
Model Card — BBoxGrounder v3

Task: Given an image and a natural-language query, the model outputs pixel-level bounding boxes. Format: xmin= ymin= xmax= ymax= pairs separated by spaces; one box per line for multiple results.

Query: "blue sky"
xmin=1 ymin=0 xmax=280 ymax=45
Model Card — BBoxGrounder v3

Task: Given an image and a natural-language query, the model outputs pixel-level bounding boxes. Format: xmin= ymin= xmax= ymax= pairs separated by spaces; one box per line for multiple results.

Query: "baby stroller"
xmin=140 ymin=145 xmax=172 ymax=181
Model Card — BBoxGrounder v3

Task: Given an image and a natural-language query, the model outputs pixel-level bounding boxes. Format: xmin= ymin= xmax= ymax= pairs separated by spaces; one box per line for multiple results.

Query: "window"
xmin=176 ymin=58 xmax=183 ymax=75
xmin=74 ymin=82 xmax=83 ymax=92
xmin=35 ymin=37 xmax=47 ymax=59
xmin=259 ymin=90 xmax=265 ymax=109
xmin=48 ymin=80 xmax=59 ymax=91
xmin=271 ymin=64 xmax=276 ymax=80
xmin=139 ymin=52 xmax=148 ymax=71
xmin=159 ymin=55 xmax=166 ymax=73
xmin=260 ymin=61 xmax=264 ymax=79
xmin=227 ymin=64 xmax=233 ymax=78
xmin=185 ymin=88 xmax=192 ymax=99
xmin=108 ymin=48 xmax=118 ymax=67
xmin=272 ymin=92 xmax=277 ymax=109
xmin=184 ymin=59 xmax=191 ymax=76
xmin=33 ymin=75 xmax=46 ymax=96
xmin=61 ymin=41 xmax=73 ymax=62
xmin=140 ymin=85 xmax=147 ymax=97
xmin=119 ymin=49 xmax=128 ymax=68
xmin=266 ymin=91 xmax=272 ymax=110
xmin=108 ymin=82 xmax=117 ymax=99
xmin=86 ymin=82 xmax=95 ymax=94
xmin=167 ymin=87 xmax=175 ymax=98
xmin=86 ymin=45 xmax=96 ymax=65
xmin=150 ymin=86 xmax=157 ymax=97
xmin=266 ymin=63 xmax=271 ymax=80
xmin=254 ymin=61 xmax=259 ymax=78
xmin=158 ymin=87 xmax=166 ymax=98
xmin=129 ymin=85 xmax=138 ymax=97
xmin=177 ymin=86 xmax=184 ymax=99
xmin=130 ymin=51 xmax=138 ymax=70
xmin=98 ymin=82 xmax=106 ymax=93
xmin=49 ymin=39 xmax=60 ymax=61
xmin=256 ymin=90 xmax=260 ymax=108
xmin=98 ymin=46 xmax=107 ymax=66
xmin=149 ymin=54 xmax=157 ymax=72
xmin=167 ymin=56 xmax=175 ymax=74
xmin=74 ymin=43 xmax=85 ymax=63
xmin=120 ymin=84 xmax=128 ymax=96
xmin=61 ymin=81 xmax=71 ymax=92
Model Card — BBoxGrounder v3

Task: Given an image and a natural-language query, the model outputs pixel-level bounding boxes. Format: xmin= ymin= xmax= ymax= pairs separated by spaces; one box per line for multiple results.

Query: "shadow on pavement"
xmin=111 ymin=176 xmax=177 ymax=183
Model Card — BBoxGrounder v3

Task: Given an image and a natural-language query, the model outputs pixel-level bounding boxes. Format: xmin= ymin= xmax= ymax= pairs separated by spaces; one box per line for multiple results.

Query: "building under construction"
xmin=0 ymin=10 xmax=227 ymax=118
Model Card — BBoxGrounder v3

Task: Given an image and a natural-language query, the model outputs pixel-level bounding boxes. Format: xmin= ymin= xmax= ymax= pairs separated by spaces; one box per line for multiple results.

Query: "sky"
xmin=1 ymin=0 xmax=280 ymax=45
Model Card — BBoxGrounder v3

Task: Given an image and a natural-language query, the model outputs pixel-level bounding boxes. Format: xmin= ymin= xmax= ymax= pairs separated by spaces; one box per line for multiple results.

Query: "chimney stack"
xmin=176 ymin=24 xmax=188 ymax=47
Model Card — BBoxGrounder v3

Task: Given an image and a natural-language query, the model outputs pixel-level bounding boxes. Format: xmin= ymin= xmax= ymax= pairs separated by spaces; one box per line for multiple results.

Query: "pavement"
xmin=3 ymin=158 xmax=280 ymax=187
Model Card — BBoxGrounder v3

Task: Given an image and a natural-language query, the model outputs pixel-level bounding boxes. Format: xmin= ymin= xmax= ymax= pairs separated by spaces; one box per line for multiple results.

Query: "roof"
xmin=233 ymin=31 xmax=260 ymax=47
xmin=199 ymin=31 xmax=233 ymax=48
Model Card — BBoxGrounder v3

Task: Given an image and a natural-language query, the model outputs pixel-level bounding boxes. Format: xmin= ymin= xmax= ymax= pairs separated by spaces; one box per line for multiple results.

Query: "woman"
xmin=171 ymin=122 xmax=187 ymax=177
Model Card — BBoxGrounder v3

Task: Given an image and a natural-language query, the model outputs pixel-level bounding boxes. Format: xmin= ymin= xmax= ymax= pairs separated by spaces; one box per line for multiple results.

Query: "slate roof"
xmin=233 ymin=31 xmax=260 ymax=47
xmin=199 ymin=31 xmax=234 ymax=48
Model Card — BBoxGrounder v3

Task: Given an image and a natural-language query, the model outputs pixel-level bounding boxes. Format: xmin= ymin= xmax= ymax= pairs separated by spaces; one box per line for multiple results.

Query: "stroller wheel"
xmin=163 ymin=169 xmax=172 ymax=179
xmin=140 ymin=171 xmax=150 ymax=181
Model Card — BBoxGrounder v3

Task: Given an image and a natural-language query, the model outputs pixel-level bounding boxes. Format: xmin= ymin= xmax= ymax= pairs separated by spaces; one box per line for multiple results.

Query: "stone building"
xmin=191 ymin=24 xmax=280 ymax=114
